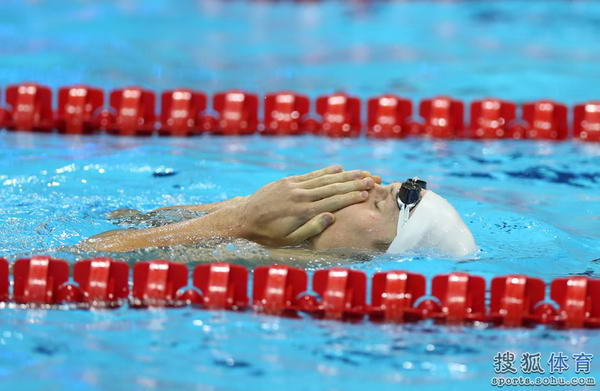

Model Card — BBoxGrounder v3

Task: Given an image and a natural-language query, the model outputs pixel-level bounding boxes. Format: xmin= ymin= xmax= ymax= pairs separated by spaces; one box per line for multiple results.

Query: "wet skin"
xmin=310 ymin=182 xmax=402 ymax=252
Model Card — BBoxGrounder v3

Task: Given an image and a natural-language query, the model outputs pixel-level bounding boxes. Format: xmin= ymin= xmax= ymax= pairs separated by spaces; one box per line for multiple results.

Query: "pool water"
xmin=1 ymin=1 xmax=600 ymax=390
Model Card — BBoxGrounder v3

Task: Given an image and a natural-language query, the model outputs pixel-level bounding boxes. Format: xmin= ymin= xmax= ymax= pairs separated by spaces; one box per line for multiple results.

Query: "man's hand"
xmin=236 ymin=165 xmax=378 ymax=246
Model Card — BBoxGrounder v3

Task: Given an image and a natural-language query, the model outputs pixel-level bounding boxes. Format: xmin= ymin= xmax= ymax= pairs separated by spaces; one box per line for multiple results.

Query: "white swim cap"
xmin=387 ymin=190 xmax=477 ymax=257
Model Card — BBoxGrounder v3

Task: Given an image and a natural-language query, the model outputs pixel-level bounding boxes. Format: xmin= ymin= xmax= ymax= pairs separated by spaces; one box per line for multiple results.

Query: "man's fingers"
xmin=300 ymin=170 xmax=372 ymax=189
xmin=284 ymin=213 xmax=335 ymax=245
xmin=289 ymin=165 xmax=343 ymax=182
xmin=361 ymin=172 xmax=381 ymax=184
xmin=311 ymin=191 xmax=369 ymax=214
xmin=304 ymin=177 xmax=374 ymax=201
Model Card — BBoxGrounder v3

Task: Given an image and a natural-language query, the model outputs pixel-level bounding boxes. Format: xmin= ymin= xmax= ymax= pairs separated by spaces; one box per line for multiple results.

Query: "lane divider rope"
xmin=1 ymin=256 xmax=599 ymax=328
xmin=0 ymin=83 xmax=599 ymax=141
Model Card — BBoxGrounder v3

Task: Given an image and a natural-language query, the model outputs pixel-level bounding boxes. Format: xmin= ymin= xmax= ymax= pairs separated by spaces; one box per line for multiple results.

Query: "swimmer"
xmin=81 ymin=165 xmax=477 ymax=257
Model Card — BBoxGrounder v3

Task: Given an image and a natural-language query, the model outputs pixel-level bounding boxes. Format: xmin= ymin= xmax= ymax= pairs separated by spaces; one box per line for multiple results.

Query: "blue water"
xmin=1 ymin=1 xmax=600 ymax=390
xmin=1 ymin=0 xmax=600 ymax=104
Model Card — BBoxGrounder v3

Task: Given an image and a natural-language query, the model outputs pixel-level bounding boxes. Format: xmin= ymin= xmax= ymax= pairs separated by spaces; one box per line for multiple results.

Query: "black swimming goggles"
xmin=396 ymin=177 xmax=427 ymax=211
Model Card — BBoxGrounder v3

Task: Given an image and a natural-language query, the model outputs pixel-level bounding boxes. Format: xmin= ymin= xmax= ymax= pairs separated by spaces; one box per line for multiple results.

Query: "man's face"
xmin=310 ymin=182 xmax=402 ymax=252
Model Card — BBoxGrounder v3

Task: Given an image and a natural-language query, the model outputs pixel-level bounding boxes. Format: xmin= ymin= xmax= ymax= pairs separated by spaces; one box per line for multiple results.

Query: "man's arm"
xmin=82 ymin=205 xmax=246 ymax=252
xmin=82 ymin=165 xmax=380 ymax=252
xmin=149 ymin=196 xmax=248 ymax=213
xmin=106 ymin=196 xmax=248 ymax=223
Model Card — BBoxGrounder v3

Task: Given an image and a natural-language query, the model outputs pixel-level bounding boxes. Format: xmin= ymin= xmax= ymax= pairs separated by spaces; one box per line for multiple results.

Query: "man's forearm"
xmin=151 ymin=196 xmax=248 ymax=213
xmin=83 ymin=206 xmax=247 ymax=252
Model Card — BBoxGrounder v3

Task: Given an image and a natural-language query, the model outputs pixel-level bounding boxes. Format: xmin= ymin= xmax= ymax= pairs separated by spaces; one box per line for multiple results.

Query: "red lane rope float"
xmin=106 ymin=87 xmax=156 ymax=136
xmin=551 ymin=277 xmax=600 ymax=328
xmin=56 ymin=85 xmax=104 ymax=134
xmin=1 ymin=82 xmax=600 ymax=142
xmin=2 ymin=256 xmax=600 ymax=329
xmin=159 ymin=88 xmax=207 ymax=136
xmin=263 ymin=91 xmax=310 ymax=136
xmin=469 ymin=98 xmax=517 ymax=139
xmin=369 ymin=270 xmax=426 ymax=322
xmin=315 ymin=93 xmax=361 ymax=137
xmin=489 ymin=275 xmax=546 ymax=328
xmin=212 ymin=90 xmax=259 ymax=135
xmin=427 ymin=272 xmax=487 ymax=324
xmin=0 ymin=257 xmax=8 ymax=302
xmin=132 ymin=260 xmax=188 ymax=307
xmin=253 ymin=265 xmax=307 ymax=316
xmin=574 ymin=101 xmax=600 ymax=142
xmin=0 ymin=90 xmax=6 ymax=130
xmin=367 ymin=95 xmax=413 ymax=138
xmin=419 ymin=96 xmax=465 ymax=139
xmin=298 ymin=268 xmax=367 ymax=321
xmin=74 ymin=258 xmax=129 ymax=306
xmin=5 ymin=83 xmax=54 ymax=132
xmin=522 ymin=100 xmax=568 ymax=141
xmin=192 ymin=263 xmax=249 ymax=310
xmin=12 ymin=256 xmax=70 ymax=305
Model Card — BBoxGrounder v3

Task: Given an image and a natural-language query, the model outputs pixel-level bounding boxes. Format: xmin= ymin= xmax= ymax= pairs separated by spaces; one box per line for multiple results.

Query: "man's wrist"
xmin=215 ymin=203 xmax=251 ymax=240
